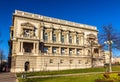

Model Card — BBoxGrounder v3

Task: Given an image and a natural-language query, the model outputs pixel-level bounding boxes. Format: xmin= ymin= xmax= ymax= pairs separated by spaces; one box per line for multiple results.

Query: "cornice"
xmin=14 ymin=10 xmax=97 ymax=31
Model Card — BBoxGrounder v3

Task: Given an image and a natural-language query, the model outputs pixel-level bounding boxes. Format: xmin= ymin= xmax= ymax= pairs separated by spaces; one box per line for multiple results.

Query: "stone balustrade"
xmin=14 ymin=10 xmax=97 ymax=30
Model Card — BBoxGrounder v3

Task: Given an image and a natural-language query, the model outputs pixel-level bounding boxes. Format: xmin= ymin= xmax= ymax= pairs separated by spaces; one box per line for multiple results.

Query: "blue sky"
xmin=0 ymin=0 xmax=120 ymax=58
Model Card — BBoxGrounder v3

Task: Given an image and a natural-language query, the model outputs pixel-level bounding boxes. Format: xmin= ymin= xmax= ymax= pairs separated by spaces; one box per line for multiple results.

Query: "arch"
xmin=24 ymin=61 xmax=30 ymax=72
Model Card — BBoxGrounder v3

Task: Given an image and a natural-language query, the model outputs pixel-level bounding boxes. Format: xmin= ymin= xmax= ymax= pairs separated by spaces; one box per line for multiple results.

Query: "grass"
xmin=17 ymin=65 xmax=120 ymax=77
xmin=17 ymin=67 xmax=105 ymax=77
xmin=17 ymin=65 xmax=120 ymax=82
xmin=19 ymin=74 xmax=102 ymax=82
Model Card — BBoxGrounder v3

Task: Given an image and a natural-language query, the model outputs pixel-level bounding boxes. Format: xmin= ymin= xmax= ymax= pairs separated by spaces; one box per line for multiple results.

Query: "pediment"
xmin=87 ymin=34 xmax=96 ymax=39
xmin=21 ymin=22 xmax=35 ymax=27
xmin=21 ymin=22 xmax=35 ymax=30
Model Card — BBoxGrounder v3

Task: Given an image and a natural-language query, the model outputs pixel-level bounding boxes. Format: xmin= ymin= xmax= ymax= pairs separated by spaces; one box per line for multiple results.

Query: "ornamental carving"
xmin=20 ymin=22 xmax=36 ymax=38
xmin=21 ymin=22 xmax=35 ymax=29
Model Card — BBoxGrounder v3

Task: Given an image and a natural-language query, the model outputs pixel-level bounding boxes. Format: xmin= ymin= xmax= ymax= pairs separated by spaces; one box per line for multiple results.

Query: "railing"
xmin=14 ymin=10 xmax=97 ymax=30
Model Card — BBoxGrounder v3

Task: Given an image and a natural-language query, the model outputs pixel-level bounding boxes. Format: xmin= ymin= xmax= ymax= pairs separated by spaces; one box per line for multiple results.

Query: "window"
xmin=69 ymin=48 xmax=72 ymax=55
xmin=44 ymin=47 xmax=48 ymax=53
xmin=11 ymin=30 xmax=14 ymax=39
xmin=52 ymin=47 xmax=56 ymax=54
xmin=78 ymin=60 xmax=81 ymax=64
xmin=61 ymin=48 xmax=65 ymax=55
xmin=60 ymin=59 xmax=63 ymax=64
xmin=23 ymin=42 xmax=33 ymax=53
xmin=44 ymin=33 xmax=48 ymax=41
xmin=50 ymin=59 xmax=53 ymax=63
xmin=94 ymin=48 xmax=99 ymax=53
xmin=23 ymin=29 xmax=30 ymax=37
xmin=70 ymin=60 xmax=73 ymax=64
xmin=53 ymin=34 xmax=56 ymax=42
xmin=69 ymin=36 xmax=72 ymax=43
xmin=77 ymin=49 xmax=80 ymax=55
xmin=76 ymin=37 xmax=79 ymax=44
xmin=85 ymin=60 xmax=89 ymax=64
xmin=61 ymin=35 xmax=64 ymax=43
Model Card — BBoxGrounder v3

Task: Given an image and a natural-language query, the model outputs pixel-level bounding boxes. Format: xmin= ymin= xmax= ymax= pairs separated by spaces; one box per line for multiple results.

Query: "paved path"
xmin=0 ymin=72 xmax=18 ymax=82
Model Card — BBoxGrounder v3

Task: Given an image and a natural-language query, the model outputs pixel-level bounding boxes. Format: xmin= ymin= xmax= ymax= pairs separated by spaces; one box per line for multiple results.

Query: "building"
xmin=9 ymin=10 xmax=104 ymax=72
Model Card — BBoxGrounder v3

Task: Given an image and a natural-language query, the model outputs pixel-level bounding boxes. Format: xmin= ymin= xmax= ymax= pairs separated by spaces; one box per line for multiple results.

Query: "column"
xmin=66 ymin=31 xmax=69 ymax=44
xmin=74 ymin=34 xmax=76 ymax=44
xmin=36 ymin=42 xmax=39 ymax=54
xmin=58 ymin=30 xmax=61 ymax=43
xmin=75 ymin=48 xmax=77 ymax=55
xmin=33 ymin=42 xmax=35 ymax=54
xmin=40 ymin=27 xmax=44 ymax=41
xmin=67 ymin=48 xmax=69 ymax=56
xmin=19 ymin=41 xmax=21 ymax=52
xmin=59 ymin=47 xmax=61 ymax=55
xmin=81 ymin=36 xmax=84 ymax=46
xmin=47 ymin=28 xmax=53 ymax=43
xmin=50 ymin=46 xmax=52 ymax=55
xmin=20 ymin=42 xmax=23 ymax=53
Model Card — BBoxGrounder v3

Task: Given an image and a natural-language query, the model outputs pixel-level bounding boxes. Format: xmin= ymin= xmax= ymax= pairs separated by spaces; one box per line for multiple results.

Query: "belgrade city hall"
xmin=8 ymin=10 xmax=105 ymax=72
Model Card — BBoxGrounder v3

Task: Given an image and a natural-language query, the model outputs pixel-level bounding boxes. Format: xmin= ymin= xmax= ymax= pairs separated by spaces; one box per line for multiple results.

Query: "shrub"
xmin=95 ymin=73 xmax=120 ymax=82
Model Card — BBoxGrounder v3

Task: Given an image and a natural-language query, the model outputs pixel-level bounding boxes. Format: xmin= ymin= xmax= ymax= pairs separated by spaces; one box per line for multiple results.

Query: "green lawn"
xmin=17 ymin=65 xmax=120 ymax=77
xmin=19 ymin=74 xmax=102 ymax=82
xmin=17 ymin=67 xmax=105 ymax=77
xmin=17 ymin=66 xmax=120 ymax=82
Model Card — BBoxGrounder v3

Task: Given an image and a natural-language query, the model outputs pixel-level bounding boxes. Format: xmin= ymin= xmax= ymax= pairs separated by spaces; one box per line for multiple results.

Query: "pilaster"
xmin=40 ymin=27 xmax=44 ymax=41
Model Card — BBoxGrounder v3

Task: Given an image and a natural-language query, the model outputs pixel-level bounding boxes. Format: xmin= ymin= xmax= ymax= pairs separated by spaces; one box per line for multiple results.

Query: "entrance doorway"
xmin=24 ymin=61 xmax=30 ymax=71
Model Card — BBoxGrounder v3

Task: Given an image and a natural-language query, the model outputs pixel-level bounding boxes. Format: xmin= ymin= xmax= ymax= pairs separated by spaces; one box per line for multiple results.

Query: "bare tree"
xmin=0 ymin=50 xmax=4 ymax=72
xmin=99 ymin=24 xmax=120 ymax=72
xmin=0 ymin=32 xmax=3 ymax=44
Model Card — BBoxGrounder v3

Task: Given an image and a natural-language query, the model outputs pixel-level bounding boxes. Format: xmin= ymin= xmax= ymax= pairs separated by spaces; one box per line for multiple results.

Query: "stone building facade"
xmin=9 ymin=10 xmax=104 ymax=72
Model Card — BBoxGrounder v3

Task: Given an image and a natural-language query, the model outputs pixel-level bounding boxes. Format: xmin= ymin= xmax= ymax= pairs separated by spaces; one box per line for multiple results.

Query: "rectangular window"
xmin=78 ymin=60 xmax=81 ymax=64
xmin=61 ymin=48 xmax=65 ymax=55
xmin=76 ymin=37 xmax=79 ymax=44
xmin=70 ymin=60 xmax=73 ymax=64
xmin=60 ymin=59 xmax=63 ymax=64
xmin=52 ymin=47 xmax=56 ymax=54
xmin=44 ymin=47 xmax=48 ymax=53
xmin=53 ymin=34 xmax=56 ymax=42
xmin=77 ymin=49 xmax=80 ymax=55
xmin=69 ymin=36 xmax=72 ymax=43
xmin=94 ymin=48 xmax=99 ymax=53
xmin=61 ymin=35 xmax=64 ymax=43
xmin=69 ymin=48 xmax=72 ymax=55
xmin=23 ymin=29 xmax=30 ymax=37
xmin=50 ymin=59 xmax=53 ymax=63
xmin=44 ymin=33 xmax=48 ymax=41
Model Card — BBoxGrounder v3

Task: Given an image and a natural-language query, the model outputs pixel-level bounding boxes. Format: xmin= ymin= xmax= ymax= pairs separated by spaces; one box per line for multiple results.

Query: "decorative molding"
xmin=21 ymin=22 xmax=35 ymax=27
xmin=14 ymin=10 xmax=97 ymax=31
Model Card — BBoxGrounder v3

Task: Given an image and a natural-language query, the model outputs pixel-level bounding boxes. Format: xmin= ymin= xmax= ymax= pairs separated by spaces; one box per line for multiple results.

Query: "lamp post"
xmin=90 ymin=40 xmax=94 ymax=68
xmin=104 ymin=40 xmax=113 ymax=72
xmin=0 ymin=54 xmax=2 ymax=72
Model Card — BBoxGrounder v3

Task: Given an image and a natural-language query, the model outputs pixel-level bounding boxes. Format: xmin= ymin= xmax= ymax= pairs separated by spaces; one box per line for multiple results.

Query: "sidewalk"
xmin=0 ymin=72 xmax=18 ymax=82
